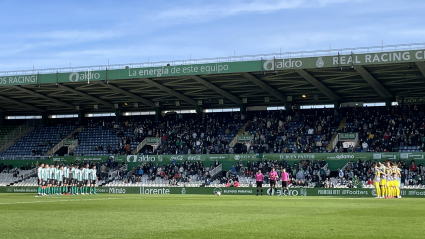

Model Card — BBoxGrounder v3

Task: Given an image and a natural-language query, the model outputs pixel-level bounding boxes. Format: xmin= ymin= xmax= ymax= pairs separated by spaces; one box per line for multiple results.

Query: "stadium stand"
xmin=142 ymin=112 xmax=243 ymax=155
xmin=1 ymin=105 xmax=424 ymax=159
xmin=0 ymin=125 xmax=76 ymax=159
xmin=72 ymin=123 xmax=140 ymax=156
xmin=243 ymin=108 xmax=339 ymax=154
xmin=342 ymin=105 xmax=425 ymax=153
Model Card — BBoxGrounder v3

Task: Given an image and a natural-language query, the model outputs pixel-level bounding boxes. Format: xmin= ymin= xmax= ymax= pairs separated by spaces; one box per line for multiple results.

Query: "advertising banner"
xmin=3 ymin=186 xmax=425 ymax=198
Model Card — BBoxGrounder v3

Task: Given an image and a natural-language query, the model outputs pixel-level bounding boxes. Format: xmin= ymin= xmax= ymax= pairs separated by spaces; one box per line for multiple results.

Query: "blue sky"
xmin=0 ymin=0 xmax=424 ymax=71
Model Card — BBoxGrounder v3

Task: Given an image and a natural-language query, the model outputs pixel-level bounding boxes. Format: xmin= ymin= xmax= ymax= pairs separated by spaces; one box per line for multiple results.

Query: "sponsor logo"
xmin=127 ymin=155 xmax=157 ymax=163
xmin=109 ymin=188 xmax=126 ymax=194
xmin=263 ymin=59 xmax=303 ymax=71
xmin=233 ymin=154 xmax=257 ymax=161
xmin=267 ymin=188 xmax=300 ymax=196
xmin=335 ymin=154 xmax=355 ymax=159
xmin=209 ymin=156 xmax=226 ymax=160
xmin=408 ymin=190 xmax=425 ymax=196
xmin=170 ymin=155 xmax=184 ymax=161
xmin=371 ymin=189 xmax=377 ymax=197
xmin=223 ymin=189 xmax=253 ymax=194
xmin=187 ymin=155 xmax=201 ymax=161
xmin=213 ymin=187 xmax=222 ymax=195
xmin=52 ymin=158 xmax=66 ymax=162
xmin=141 ymin=187 xmax=170 ymax=195
xmin=96 ymin=188 xmax=107 ymax=193
xmin=341 ymin=190 xmax=368 ymax=195
xmin=279 ymin=154 xmax=316 ymax=160
xmin=69 ymin=71 xmax=101 ymax=82
xmin=7 ymin=188 xmax=37 ymax=193
xmin=181 ymin=188 xmax=186 ymax=194
xmin=316 ymin=57 xmax=324 ymax=67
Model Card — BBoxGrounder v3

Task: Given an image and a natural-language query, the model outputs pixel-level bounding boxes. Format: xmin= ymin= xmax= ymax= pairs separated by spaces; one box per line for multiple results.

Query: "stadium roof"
xmin=1 ymin=42 xmax=425 ymax=115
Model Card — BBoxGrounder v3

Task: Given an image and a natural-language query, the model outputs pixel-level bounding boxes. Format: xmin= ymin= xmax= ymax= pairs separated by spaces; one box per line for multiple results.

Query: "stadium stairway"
xmin=132 ymin=122 xmax=165 ymax=155
xmin=229 ymin=121 xmax=250 ymax=148
xmin=326 ymin=117 xmax=346 ymax=151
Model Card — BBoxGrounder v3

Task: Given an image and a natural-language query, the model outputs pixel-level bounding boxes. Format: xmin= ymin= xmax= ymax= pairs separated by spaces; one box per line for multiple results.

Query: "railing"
xmin=354 ymin=134 xmax=360 ymax=149
xmin=210 ymin=164 xmax=222 ymax=178
xmin=46 ymin=126 xmax=82 ymax=156
xmin=1 ymin=42 xmax=425 ymax=76
xmin=332 ymin=134 xmax=339 ymax=151
xmin=133 ymin=138 xmax=148 ymax=155
xmin=67 ymin=140 xmax=79 ymax=154
xmin=49 ymin=141 xmax=64 ymax=156
xmin=0 ymin=118 xmax=41 ymax=153
xmin=229 ymin=136 xmax=239 ymax=148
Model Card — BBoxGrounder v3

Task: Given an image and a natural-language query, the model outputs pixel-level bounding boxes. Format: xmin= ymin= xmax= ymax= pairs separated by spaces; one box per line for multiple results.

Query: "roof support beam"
xmin=295 ymin=69 xmax=340 ymax=100
xmin=0 ymin=95 xmax=45 ymax=112
xmin=101 ymin=83 xmax=156 ymax=107
xmin=415 ymin=61 xmax=425 ymax=78
xmin=10 ymin=86 xmax=75 ymax=109
xmin=355 ymin=65 xmax=392 ymax=98
xmin=240 ymin=72 xmax=286 ymax=102
xmin=190 ymin=76 xmax=242 ymax=104
xmin=58 ymin=84 xmax=114 ymax=108
xmin=142 ymin=78 xmax=197 ymax=105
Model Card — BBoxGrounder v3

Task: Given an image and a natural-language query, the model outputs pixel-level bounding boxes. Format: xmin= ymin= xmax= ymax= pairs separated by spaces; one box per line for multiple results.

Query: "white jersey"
xmin=58 ymin=169 xmax=64 ymax=181
xmin=37 ymin=167 xmax=43 ymax=179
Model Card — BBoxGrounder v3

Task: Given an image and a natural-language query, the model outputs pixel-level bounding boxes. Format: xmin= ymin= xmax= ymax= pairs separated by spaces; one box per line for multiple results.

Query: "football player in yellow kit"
xmin=379 ymin=162 xmax=387 ymax=198
xmin=385 ymin=162 xmax=393 ymax=198
xmin=392 ymin=162 xmax=401 ymax=198
xmin=373 ymin=163 xmax=382 ymax=198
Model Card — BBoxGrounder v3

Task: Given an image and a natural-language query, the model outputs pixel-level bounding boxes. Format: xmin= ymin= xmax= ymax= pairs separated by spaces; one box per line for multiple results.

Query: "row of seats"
xmin=1 ymin=125 xmax=76 ymax=158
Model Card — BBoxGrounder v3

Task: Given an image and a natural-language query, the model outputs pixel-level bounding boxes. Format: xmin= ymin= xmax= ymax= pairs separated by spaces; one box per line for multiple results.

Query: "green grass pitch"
xmin=0 ymin=193 xmax=424 ymax=239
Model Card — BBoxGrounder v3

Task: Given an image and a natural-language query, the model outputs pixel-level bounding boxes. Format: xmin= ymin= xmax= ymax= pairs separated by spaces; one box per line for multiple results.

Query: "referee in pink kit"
xmin=281 ymin=168 xmax=289 ymax=196
xmin=255 ymin=170 xmax=264 ymax=196
xmin=269 ymin=168 xmax=278 ymax=196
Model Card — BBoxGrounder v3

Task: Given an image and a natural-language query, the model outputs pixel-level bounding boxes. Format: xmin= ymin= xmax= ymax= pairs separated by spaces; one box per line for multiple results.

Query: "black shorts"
xmin=47 ymin=179 xmax=53 ymax=185
xmin=72 ymin=179 xmax=77 ymax=185
xmin=63 ymin=178 xmax=69 ymax=185
xmin=270 ymin=180 xmax=276 ymax=187
xmin=57 ymin=181 xmax=62 ymax=186
xmin=42 ymin=180 xmax=47 ymax=186
xmin=90 ymin=180 xmax=96 ymax=185
xmin=256 ymin=181 xmax=263 ymax=188
xmin=83 ymin=179 xmax=89 ymax=185
xmin=77 ymin=181 xmax=83 ymax=187
xmin=52 ymin=180 xmax=58 ymax=185
xmin=282 ymin=181 xmax=288 ymax=187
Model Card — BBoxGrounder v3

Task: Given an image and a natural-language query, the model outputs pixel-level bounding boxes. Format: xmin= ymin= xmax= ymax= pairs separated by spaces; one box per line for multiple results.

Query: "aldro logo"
xmin=69 ymin=71 xmax=101 ymax=82
xmin=263 ymin=59 xmax=303 ymax=71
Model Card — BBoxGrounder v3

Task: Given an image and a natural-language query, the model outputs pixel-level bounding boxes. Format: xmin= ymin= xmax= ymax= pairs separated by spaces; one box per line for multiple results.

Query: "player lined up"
xmin=37 ymin=163 xmax=98 ymax=196
xmin=373 ymin=161 xmax=401 ymax=199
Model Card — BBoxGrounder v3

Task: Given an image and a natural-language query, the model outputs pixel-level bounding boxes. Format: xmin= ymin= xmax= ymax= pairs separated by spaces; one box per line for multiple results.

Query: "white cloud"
xmin=155 ymin=0 xmax=356 ymax=23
